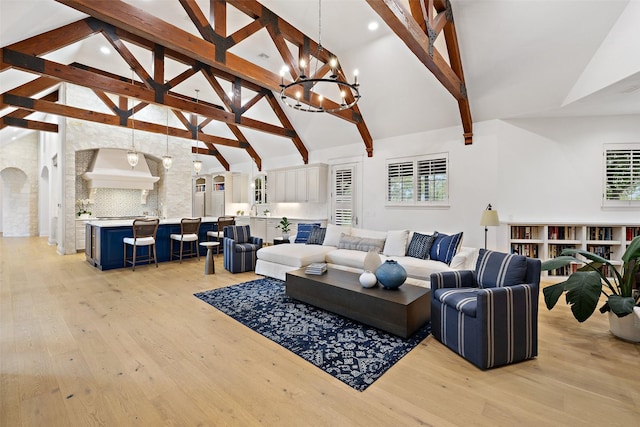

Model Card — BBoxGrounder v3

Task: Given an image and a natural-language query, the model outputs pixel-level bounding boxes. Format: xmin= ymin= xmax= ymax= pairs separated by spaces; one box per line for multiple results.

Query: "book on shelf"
xmin=305 ymin=262 xmax=327 ymax=275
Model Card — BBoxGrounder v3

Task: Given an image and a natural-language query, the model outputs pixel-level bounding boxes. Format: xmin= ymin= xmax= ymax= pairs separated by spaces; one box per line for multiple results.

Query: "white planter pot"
xmin=608 ymin=311 xmax=640 ymax=343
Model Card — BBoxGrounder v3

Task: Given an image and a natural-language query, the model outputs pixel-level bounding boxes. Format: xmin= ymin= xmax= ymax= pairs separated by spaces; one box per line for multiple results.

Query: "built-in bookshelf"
xmin=508 ymin=223 xmax=636 ymax=280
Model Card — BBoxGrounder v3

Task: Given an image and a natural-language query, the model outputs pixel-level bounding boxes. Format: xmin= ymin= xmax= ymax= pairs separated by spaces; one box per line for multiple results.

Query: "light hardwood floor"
xmin=1 ymin=237 xmax=639 ymax=426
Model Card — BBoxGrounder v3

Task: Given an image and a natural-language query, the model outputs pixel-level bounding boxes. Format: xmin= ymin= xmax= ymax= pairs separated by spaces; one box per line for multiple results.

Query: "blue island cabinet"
xmin=85 ymin=218 xmax=219 ymax=270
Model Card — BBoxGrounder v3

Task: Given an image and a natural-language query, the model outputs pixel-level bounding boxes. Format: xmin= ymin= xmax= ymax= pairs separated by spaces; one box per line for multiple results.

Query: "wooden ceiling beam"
xmin=367 ymin=0 xmax=473 ymax=144
xmin=53 ymin=0 xmax=364 ymax=126
xmin=0 ymin=77 xmax=59 ymax=110
xmin=0 ymin=91 xmax=60 ymax=132
xmin=1 ymin=116 xmax=59 ymax=133
xmin=1 ymin=48 xmax=297 ymax=139
xmin=0 ymin=19 xmax=98 ymax=72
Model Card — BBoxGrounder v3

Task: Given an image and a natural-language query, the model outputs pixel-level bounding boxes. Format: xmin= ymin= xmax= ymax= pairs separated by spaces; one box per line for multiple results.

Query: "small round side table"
xmin=200 ymin=241 xmax=220 ymax=274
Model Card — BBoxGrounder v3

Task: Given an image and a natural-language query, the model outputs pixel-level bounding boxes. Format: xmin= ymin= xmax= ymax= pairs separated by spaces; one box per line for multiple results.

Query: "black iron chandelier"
xmin=279 ymin=0 xmax=360 ymax=113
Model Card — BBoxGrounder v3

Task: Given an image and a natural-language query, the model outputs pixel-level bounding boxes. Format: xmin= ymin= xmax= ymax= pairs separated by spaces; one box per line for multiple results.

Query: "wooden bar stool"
xmin=207 ymin=216 xmax=235 ymax=255
xmin=123 ymin=218 xmax=159 ymax=271
xmin=170 ymin=217 xmax=201 ymax=263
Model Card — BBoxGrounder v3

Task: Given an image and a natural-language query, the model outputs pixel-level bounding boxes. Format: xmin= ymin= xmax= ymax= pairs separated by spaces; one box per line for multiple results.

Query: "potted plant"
xmin=542 ymin=236 xmax=640 ymax=341
xmin=76 ymin=198 xmax=92 ymax=218
xmin=275 ymin=217 xmax=292 ymax=241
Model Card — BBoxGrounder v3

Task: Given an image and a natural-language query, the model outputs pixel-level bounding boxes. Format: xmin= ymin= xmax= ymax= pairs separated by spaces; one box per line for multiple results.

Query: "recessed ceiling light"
xmin=100 ymin=46 xmax=111 ymax=55
xmin=368 ymin=21 xmax=379 ymax=31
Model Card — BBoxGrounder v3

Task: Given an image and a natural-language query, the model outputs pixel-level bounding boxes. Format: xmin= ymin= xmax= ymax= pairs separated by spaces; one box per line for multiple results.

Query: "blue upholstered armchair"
xmin=223 ymin=225 xmax=263 ymax=273
xmin=430 ymin=249 xmax=541 ymax=369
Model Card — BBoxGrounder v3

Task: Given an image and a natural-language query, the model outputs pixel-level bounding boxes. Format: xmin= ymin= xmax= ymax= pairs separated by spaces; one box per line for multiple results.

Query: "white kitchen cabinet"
xmin=250 ymin=217 xmax=267 ymax=241
xmin=266 ymin=218 xmax=280 ymax=243
xmin=285 ymin=169 xmax=297 ymax=202
xmin=75 ymin=219 xmax=89 ymax=251
xmin=231 ymin=173 xmax=248 ymax=203
xmin=235 ymin=216 xmax=250 ymax=227
xmin=295 ymin=168 xmax=307 ymax=201
xmin=267 ymin=164 xmax=327 ymax=203
xmin=273 ymin=170 xmax=287 ymax=202
xmin=305 ymin=165 xmax=327 ymax=202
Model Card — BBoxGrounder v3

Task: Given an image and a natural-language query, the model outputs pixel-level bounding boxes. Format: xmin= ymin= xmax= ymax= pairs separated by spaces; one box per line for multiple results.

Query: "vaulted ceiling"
xmin=1 ymin=0 xmax=639 ymax=171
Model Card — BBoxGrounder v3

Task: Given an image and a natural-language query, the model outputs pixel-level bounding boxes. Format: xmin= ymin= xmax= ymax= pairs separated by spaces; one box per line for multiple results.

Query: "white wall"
xmin=272 ymin=114 xmax=640 ymax=251
xmin=0 ymin=132 xmax=39 ymax=237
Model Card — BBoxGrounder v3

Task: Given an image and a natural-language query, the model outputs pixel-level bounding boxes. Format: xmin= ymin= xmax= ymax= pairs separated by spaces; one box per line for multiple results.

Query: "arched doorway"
xmin=0 ymin=167 xmax=32 ymax=237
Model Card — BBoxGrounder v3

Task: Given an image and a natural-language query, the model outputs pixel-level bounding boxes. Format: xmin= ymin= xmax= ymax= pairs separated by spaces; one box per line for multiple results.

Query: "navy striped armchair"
xmin=223 ymin=225 xmax=263 ymax=273
xmin=430 ymin=249 xmax=541 ymax=369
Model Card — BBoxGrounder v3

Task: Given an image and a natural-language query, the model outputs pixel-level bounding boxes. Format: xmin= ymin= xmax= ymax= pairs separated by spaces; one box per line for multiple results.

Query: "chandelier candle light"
xmin=279 ymin=0 xmax=360 ymax=113
xmin=192 ymin=89 xmax=202 ymax=175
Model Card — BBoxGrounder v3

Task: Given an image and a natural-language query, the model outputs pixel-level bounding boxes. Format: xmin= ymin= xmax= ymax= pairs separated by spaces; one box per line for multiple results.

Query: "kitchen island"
xmin=85 ymin=217 xmax=221 ymax=270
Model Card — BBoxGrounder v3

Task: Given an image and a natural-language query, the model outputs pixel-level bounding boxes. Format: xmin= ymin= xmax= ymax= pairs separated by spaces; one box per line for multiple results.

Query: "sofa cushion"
xmin=395 ymin=256 xmax=453 ymax=279
xmin=383 ymin=230 xmax=409 ymax=257
xmin=337 ymin=234 xmax=385 ymax=253
xmin=406 ymin=232 xmax=437 ymax=259
xmin=434 ymin=288 xmax=480 ymax=317
xmin=256 ymin=244 xmax=334 ymax=268
xmin=326 ymin=249 xmax=379 ymax=270
xmin=475 ymin=249 xmax=527 ymax=288
xmin=323 ymin=224 xmax=351 ymax=246
xmin=295 ymin=223 xmax=321 ymax=243
xmin=430 ymin=232 xmax=463 ymax=265
xmin=306 ymin=227 xmax=326 ymax=245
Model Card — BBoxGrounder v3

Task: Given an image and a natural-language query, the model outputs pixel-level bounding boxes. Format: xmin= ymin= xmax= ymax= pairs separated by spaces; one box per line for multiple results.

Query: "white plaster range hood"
xmin=82 ymin=148 xmax=159 ymax=190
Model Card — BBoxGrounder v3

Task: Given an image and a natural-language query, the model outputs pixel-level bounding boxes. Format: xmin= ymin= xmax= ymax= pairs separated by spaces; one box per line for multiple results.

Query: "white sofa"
xmin=255 ymin=224 xmax=478 ymax=288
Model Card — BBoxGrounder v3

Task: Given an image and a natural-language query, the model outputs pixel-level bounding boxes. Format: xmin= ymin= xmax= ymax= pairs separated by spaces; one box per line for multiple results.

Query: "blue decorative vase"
xmin=375 ymin=260 xmax=407 ymax=289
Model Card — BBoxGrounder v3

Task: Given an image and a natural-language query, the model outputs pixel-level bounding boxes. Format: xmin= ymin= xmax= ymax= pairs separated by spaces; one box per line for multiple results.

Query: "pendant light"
xmin=127 ymin=69 xmax=140 ymax=168
xmin=192 ymin=89 xmax=202 ymax=175
xmin=162 ymin=106 xmax=173 ymax=170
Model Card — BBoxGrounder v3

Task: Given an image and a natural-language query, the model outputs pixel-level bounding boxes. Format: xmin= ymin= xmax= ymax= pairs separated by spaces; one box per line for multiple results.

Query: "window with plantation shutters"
xmin=333 ymin=166 xmax=354 ymax=226
xmin=604 ymin=144 xmax=640 ymax=206
xmin=386 ymin=153 xmax=449 ymax=206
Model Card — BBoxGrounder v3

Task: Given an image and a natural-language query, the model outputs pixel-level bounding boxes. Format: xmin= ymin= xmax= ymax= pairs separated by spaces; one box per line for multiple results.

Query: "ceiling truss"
xmin=366 ymin=0 xmax=473 ymax=144
xmin=0 ymin=0 xmax=378 ymax=171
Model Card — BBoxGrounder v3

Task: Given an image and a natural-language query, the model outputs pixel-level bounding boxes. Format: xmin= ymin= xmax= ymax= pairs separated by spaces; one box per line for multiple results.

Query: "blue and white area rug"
xmin=194 ymin=278 xmax=430 ymax=391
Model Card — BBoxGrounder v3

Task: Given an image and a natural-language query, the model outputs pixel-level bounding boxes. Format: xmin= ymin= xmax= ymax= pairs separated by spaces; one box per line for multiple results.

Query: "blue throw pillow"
xmin=475 ymin=249 xmax=527 ymax=288
xmin=406 ymin=232 xmax=437 ymax=259
xmin=306 ymin=227 xmax=326 ymax=245
xmin=430 ymin=232 xmax=463 ymax=265
xmin=295 ymin=223 xmax=321 ymax=243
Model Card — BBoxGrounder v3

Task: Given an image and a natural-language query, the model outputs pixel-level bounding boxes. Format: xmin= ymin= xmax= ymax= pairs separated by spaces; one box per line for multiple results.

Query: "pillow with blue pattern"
xmin=429 ymin=232 xmax=463 ymax=265
xmin=306 ymin=227 xmax=326 ymax=245
xmin=406 ymin=232 xmax=437 ymax=259
xmin=475 ymin=249 xmax=527 ymax=288
xmin=295 ymin=223 xmax=321 ymax=243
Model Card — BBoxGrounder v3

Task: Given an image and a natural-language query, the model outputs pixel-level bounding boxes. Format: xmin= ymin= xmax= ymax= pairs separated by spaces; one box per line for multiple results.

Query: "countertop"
xmin=86 ymin=217 xmax=220 ymax=227
xmin=237 ymin=215 xmax=328 ymax=221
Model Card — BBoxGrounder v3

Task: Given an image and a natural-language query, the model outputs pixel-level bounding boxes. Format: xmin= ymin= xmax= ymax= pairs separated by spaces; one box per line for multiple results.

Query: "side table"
xmin=273 ymin=237 xmax=289 ymax=245
xmin=200 ymin=241 xmax=220 ymax=274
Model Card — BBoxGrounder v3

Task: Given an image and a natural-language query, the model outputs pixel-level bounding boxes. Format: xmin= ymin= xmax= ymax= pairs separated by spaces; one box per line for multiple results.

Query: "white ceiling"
xmin=1 ymin=0 xmax=639 ymax=167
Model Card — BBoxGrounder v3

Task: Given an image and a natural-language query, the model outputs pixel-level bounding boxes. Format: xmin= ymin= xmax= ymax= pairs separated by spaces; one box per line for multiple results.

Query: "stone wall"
xmin=0 ymin=133 xmax=39 ymax=236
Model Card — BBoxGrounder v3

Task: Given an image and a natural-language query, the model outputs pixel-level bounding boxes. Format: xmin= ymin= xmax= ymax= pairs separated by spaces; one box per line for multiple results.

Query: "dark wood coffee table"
xmin=285 ymin=268 xmax=431 ymax=338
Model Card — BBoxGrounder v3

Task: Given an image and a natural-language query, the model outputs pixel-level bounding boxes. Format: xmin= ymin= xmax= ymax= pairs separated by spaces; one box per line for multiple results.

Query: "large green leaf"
xmin=608 ymin=295 xmax=636 ymax=317
xmin=563 ymin=271 xmax=602 ymax=322
xmin=560 ymin=248 xmax=611 ymax=266
xmin=543 ymin=282 xmax=566 ymax=310
xmin=541 ymin=256 xmax=577 ymax=271
xmin=621 ymin=236 xmax=640 ymax=263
